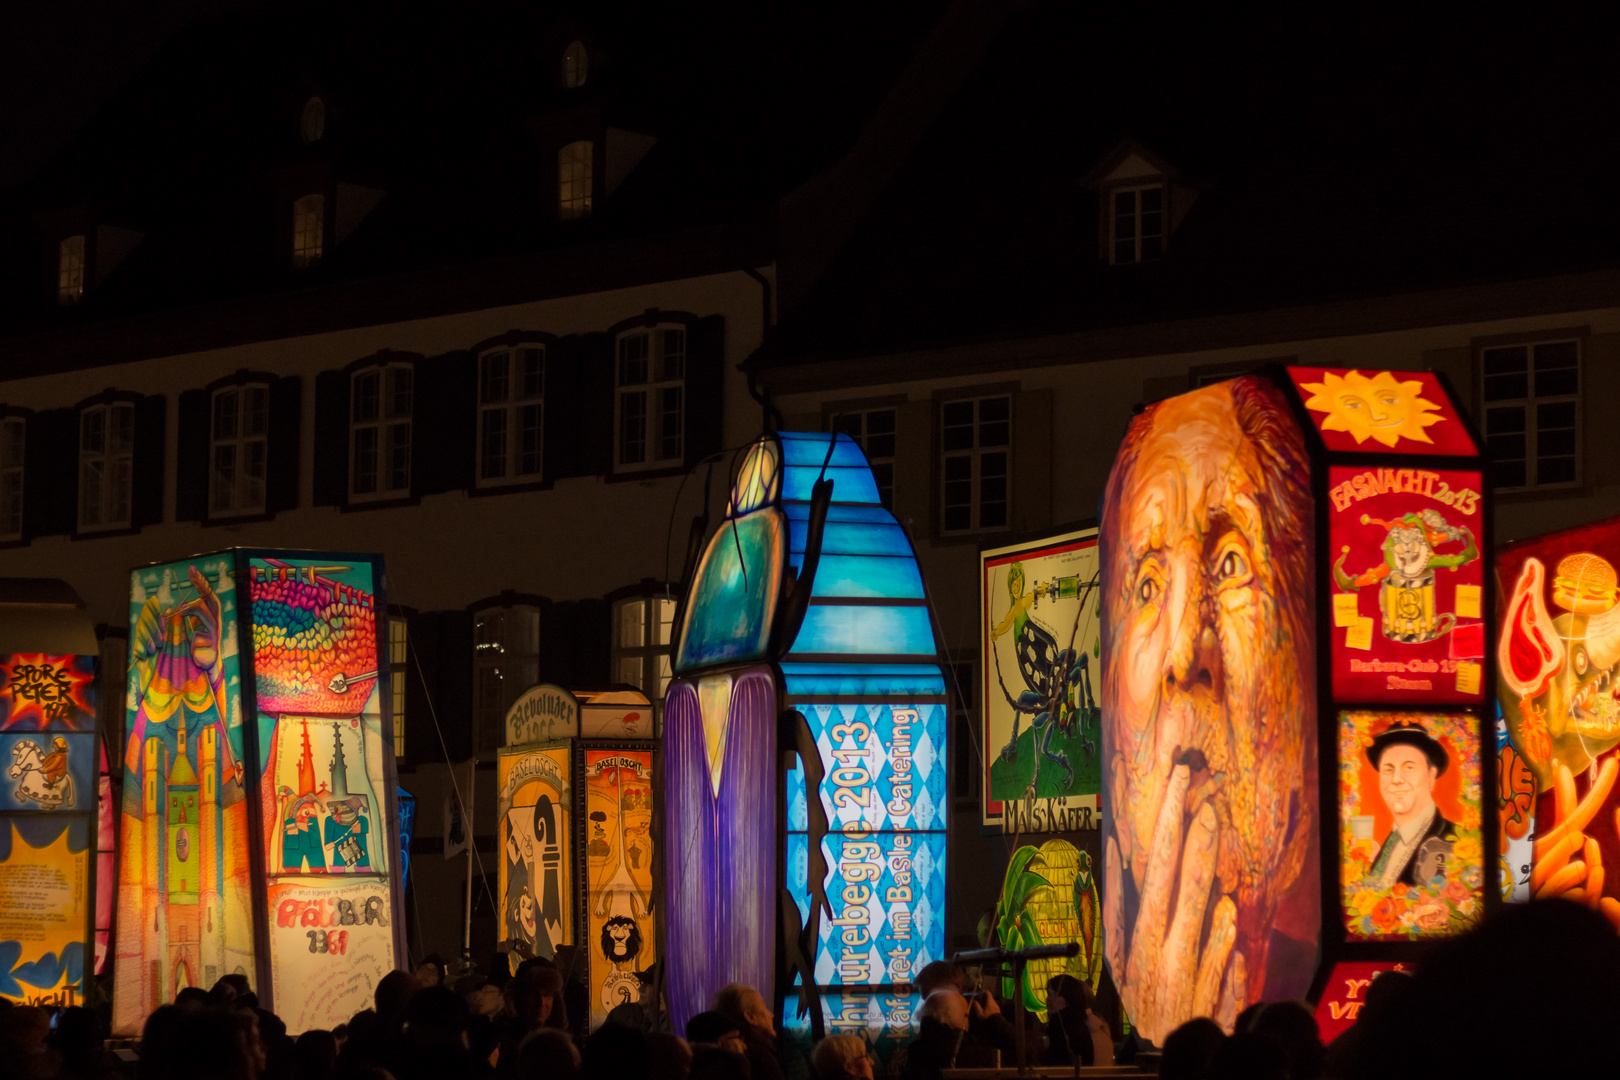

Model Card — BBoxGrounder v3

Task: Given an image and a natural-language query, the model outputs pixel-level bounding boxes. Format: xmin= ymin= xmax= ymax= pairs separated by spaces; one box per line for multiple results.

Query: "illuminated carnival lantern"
xmin=111 ymin=550 xmax=405 ymax=1035
xmin=1495 ymin=514 xmax=1620 ymax=928
xmin=0 ymin=580 xmax=104 ymax=1007
xmin=495 ymin=681 xmax=658 ymax=1030
xmin=664 ymin=431 xmax=948 ymax=1065
xmin=1097 ymin=368 xmax=1490 ymax=1047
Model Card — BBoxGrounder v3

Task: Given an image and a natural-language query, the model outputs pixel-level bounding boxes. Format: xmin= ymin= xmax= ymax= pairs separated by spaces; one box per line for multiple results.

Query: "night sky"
xmin=0 ymin=0 xmax=266 ymax=188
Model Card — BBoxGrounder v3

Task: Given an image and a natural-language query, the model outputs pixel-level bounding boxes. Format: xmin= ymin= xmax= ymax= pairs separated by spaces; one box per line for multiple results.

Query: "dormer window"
xmin=58 ymin=235 xmax=85 ymax=305
xmin=300 ymin=96 xmax=326 ymax=144
xmin=1111 ymin=186 xmax=1163 ymax=264
xmin=292 ymin=194 xmax=325 ymax=267
xmin=562 ymin=40 xmax=589 ymax=88
xmin=1089 ymin=142 xmax=1193 ymax=267
xmin=559 ymin=141 xmax=594 ymax=220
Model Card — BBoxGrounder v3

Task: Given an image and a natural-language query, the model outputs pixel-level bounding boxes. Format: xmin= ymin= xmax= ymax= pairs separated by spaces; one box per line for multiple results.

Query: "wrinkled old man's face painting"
xmin=1100 ymin=378 xmax=1317 ymax=1043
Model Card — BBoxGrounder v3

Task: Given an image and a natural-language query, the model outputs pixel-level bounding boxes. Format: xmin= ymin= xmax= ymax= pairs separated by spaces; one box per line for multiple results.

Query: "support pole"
xmin=463 ymin=756 xmax=476 ymax=965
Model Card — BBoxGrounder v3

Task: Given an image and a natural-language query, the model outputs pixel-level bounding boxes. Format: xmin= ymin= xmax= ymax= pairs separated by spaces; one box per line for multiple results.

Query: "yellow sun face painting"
xmin=1301 ymin=370 xmax=1442 ymax=447
xmin=1288 ymin=368 xmax=1477 ymax=456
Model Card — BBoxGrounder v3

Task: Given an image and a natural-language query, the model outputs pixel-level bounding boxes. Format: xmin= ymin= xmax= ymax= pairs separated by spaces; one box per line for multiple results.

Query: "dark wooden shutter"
xmin=411 ymin=352 xmax=476 ymax=498
xmin=267 ymin=376 xmax=302 ymax=514
xmin=572 ymin=598 xmax=611 ymax=685
xmin=542 ymin=336 xmax=581 ymax=482
xmin=312 ymin=370 xmax=350 ymax=508
xmin=437 ymin=610 xmax=474 ymax=762
xmin=576 ymin=331 xmax=615 ymax=476
xmin=21 ymin=408 xmax=73 ymax=539
xmin=131 ymin=395 xmax=166 ymax=529
xmin=174 ymin=389 xmax=211 ymax=523
xmin=685 ymin=314 xmax=725 ymax=467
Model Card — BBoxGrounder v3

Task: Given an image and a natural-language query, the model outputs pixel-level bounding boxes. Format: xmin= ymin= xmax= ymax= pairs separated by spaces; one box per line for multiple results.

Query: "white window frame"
xmin=292 ymin=194 xmax=325 ymax=267
xmin=940 ymin=394 xmax=1011 ymax=536
xmin=477 ymin=344 xmax=546 ymax=487
xmin=78 ymin=401 xmax=135 ymax=533
xmin=0 ymin=415 xmax=23 ymax=541
xmin=473 ymin=603 xmax=541 ymax=754
xmin=832 ymin=407 xmax=897 ymax=510
xmin=614 ymin=325 xmax=686 ymax=473
xmin=1481 ymin=338 xmax=1582 ymax=492
xmin=58 ymin=234 xmax=85 ymax=305
xmin=612 ymin=593 xmax=677 ymax=709
xmin=389 ymin=615 xmax=408 ymax=761
xmin=350 ymin=363 xmax=413 ymax=502
xmin=558 ymin=140 xmax=594 ymax=220
xmin=209 ymin=383 xmax=269 ymax=517
xmin=1109 ymin=183 xmax=1164 ymax=265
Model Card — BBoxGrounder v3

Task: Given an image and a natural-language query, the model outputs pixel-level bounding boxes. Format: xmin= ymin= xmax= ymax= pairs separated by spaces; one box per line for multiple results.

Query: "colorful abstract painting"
xmin=112 ymin=557 xmax=255 ymax=1033
xmin=249 ymin=557 xmax=397 ymax=1033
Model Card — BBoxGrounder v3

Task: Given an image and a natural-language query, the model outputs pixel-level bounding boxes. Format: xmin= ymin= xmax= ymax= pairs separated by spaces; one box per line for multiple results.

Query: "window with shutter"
xmin=78 ymin=401 xmax=136 ymax=532
xmin=0 ymin=415 xmax=24 ymax=541
xmin=1480 ymin=339 xmax=1582 ymax=490
xmin=478 ymin=344 xmax=546 ymax=487
xmin=614 ymin=325 xmax=686 ymax=473
xmin=472 ymin=603 xmax=541 ymax=755
xmin=940 ymin=395 xmax=1011 ymax=535
xmin=209 ymin=383 xmax=269 ymax=516
xmin=350 ymin=362 xmax=413 ymax=501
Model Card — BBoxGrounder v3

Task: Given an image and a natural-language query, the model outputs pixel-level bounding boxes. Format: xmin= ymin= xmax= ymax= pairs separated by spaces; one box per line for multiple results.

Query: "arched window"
xmin=58 ymin=235 xmax=86 ymax=305
xmin=292 ymin=194 xmax=325 ymax=267
xmin=562 ymin=40 xmax=589 ymax=88
xmin=558 ymin=141 xmax=593 ymax=220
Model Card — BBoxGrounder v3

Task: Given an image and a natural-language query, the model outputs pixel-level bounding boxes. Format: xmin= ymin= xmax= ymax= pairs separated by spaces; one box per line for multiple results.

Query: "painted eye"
xmin=1218 ymin=550 xmax=1247 ymax=580
xmin=1379 ymin=394 xmax=1400 ymax=406
xmin=1138 ymin=578 xmax=1159 ymax=603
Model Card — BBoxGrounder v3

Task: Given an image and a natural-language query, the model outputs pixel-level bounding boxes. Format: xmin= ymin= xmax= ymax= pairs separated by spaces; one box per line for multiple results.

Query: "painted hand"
xmin=1109 ymin=763 xmax=1244 ymax=1043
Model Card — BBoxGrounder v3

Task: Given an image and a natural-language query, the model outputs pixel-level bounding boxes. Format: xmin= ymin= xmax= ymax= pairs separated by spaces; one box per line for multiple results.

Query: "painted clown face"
xmin=1389 ymin=526 xmax=1432 ymax=579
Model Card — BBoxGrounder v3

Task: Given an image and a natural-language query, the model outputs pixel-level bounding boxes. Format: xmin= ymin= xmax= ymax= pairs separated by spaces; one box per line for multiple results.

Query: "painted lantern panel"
xmin=113 ymin=557 xmax=255 ymax=1033
xmin=1497 ymin=517 xmax=1620 ymax=927
xmin=250 ymin=557 xmax=396 ymax=1034
xmin=979 ymin=529 xmax=1102 ymax=832
xmin=1100 ymin=376 xmax=1320 ymax=1043
xmin=496 ymin=744 xmax=572 ymax=963
xmin=0 ymin=654 xmax=97 ymax=1007
xmin=1337 ymin=711 xmax=1484 ymax=941
xmin=583 ymin=748 xmax=656 ymax=1030
xmin=1328 ymin=466 xmax=1486 ymax=705
xmin=1289 ymin=367 xmax=1478 ymax=457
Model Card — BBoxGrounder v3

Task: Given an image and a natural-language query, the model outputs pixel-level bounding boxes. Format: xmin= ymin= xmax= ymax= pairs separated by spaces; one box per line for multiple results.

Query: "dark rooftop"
xmin=762 ymin=2 xmax=1620 ymax=367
